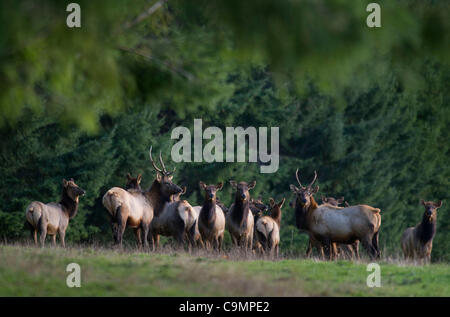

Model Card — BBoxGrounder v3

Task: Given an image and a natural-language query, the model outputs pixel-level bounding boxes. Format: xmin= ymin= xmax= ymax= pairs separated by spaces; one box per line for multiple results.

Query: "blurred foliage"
xmin=0 ymin=1 xmax=448 ymax=260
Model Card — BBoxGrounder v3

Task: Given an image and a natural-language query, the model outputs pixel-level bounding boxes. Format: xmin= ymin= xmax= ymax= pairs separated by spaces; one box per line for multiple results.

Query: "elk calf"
xmin=255 ymin=198 xmax=285 ymax=257
xmin=193 ymin=182 xmax=225 ymax=251
xmin=401 ymin=200 xmax=442 ymax=263
xmin=25 ymin=178 xmax=85 ymax=247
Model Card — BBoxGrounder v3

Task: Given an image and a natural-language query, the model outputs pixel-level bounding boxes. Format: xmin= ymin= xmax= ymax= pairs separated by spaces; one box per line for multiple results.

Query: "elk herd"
xmin=25 ymin=147 xmax=443 ymax=264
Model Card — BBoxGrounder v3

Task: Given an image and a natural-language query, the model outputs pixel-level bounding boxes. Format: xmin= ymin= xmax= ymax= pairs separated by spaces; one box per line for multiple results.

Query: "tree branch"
xmin=116 ymin=45 xmax=194 ymax=81
xmin=123 ymin=0 xmax=168 ymax=30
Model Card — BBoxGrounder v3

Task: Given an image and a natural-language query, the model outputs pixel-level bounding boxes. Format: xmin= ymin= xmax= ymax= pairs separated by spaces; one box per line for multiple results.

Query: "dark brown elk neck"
xmin=232 ymin=196 xmax=250 ymax=228
xmin=200 ymin=198 xmax=216 ymax=225
xmin=416 ymin=214 xmax=437 ymax=243
xmin=145 ymin=180 xmax=171 ymax=217
xmin=60 ymin=190 xmax=79 ymax=219
xmin=270 ymin=208 xmax=282 ymax=227
xmin=295 ymin=196 xmax=318 ymax=231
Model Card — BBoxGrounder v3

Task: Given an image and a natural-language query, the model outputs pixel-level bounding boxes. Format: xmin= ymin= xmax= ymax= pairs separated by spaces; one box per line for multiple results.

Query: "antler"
xmin=149 ymin=146 xmax=163 ymax=173
xmin=308 ymin=170 xmax=318 ymax=189
xmin=159 ymin=150 xmax=167 ymax=173
xmin=295 ymin=168 xmax=304 ymax=188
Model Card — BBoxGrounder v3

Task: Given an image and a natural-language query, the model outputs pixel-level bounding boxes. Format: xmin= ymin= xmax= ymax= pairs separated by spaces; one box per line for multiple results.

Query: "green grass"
xmin=0 ymin=244 xmax=448 ymax=296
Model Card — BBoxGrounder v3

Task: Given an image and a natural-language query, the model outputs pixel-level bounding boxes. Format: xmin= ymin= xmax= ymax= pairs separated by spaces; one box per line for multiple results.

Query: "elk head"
xmin=322 ymin=196 xmax=344 ymax=207
xmin=125 ymin=173 xmax=142 ymax=190
xmin=250 ymin=196 xmax=268 ymax=215
xmin=63 ymin=178 xmax=85 ymax=202
xmin=230 ymin=180 xmax=256 ymax=202
xmin=421 ymin=199 xmax=442 ymax=222
xmin=171 ymin=186 xmax=187 ymax=202
xmin=199 ymin=181 xmax=223 ymax=202
xmin=149 ymin=146 xmax=182 ymax=198
xmin=290 ymin=169 xmax=319 ymax=208
xmin=269 ymin=197 xmax=285 ymax=225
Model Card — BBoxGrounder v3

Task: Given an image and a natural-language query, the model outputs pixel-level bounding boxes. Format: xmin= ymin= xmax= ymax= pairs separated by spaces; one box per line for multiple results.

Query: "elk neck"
xmin=60 ymin=189 xmax=79 ymax=219
xmin=233 ymin=195 xmax=250 ymax=228
xmin=200 ymin=197 xmax=217 ymax=225
xmin=416 ymin=213 xmax=437 ymax=244
xmin=145 ymin=179 xmax=171 ymax=217
xmin=270 ymin=207 xmax=282 ymax=227
xmin=295 ymin=196 xmax=318 ymax=231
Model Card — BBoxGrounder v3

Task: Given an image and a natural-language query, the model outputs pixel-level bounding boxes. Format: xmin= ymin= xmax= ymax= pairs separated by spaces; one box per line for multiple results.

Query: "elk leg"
xmin=51 ymin=235 xmax=56 ymax=247
xmin=361 ymin=236 xmax=377 ymax=259
xmin=231 ymin=235 xmax=238 ymax=247
xmin=154 ymin=234 xmax=160 ymax=251
xmin=141 ymin=223 xmax=150 ymax=250
xmin=305 ymin=239 xmax=313 ymax=258
xmin=33 ymin=229 xmax=38 ymax=246
xmin=354 ymin=241 xmax=360 ymax=260
xmin=39 ymin=219 xmax=47 ymax=248
xmin=59 ymin=230 xmax=66 ymax=248
xmin=134 ymin=227 xmax=142 ymax=250
xmin=116 ymin=207 xmax=127 ymax=249
xmin=218 ymin=235 xmax=223 ymax=252
xmin=372 ymin=231 xmax=380 ymax=258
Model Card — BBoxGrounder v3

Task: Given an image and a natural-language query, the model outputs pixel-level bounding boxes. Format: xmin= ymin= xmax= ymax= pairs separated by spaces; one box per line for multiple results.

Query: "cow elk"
xmin=25 ymin=178 xmax=85 ymax=247
xmin=125 ymin=173 xmax=142 ymax=191
xmin=255 ymin=197 xmax=285 ymax=257
xmin=226 ymin=180 xmax=256 ymax=252
xmin=193 ymin=182 xmax=226 ymax=251
xmin=401 ymin=200 xmax=442 ymax=264
xmin=319 ymin=196 xmax=360 ymax=260
xmin=103 ymin=173 xmax=154 ymax=249
xmin=290 ymin=170 xmax=381 ymax=260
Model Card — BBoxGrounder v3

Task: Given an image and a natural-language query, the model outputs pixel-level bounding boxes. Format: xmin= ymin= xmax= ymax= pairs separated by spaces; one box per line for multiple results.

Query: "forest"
xmin=0 ymin=0 xmax=448 ymax=261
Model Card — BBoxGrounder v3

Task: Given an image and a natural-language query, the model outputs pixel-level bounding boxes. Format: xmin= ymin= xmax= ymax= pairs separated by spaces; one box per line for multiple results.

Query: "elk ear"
xmin=248 ymin=181 xmax=256 ymax=190
xmin=199 ymin=181 xmax=206 ymax=190
xmin=181 ymin=186 xmax=187 ymax=195
xmin=156 ymin=172 xmax=162 ymax=182
xmin=216 ymin=182 xmax=223 ymax=191
xmin=269 ymin=198 xmax=275 ymax=207
xmin=337 ymin=197 xmax=345 ymax=204
xmin=434 ymin=200 xmax=442 ymax=208
xmin=420 ymin=199 xmax=426 ymax=206
xmin=229 ymin=180 xmax=237 ymax=189
xmin=278 ymin=198 xmax=286 ymax=209
xmin=137 ymin=174 xmax=142 ymax=184
xmin=290 ymin=184 xmax=298 ymax=193
xmin=321 ymin=196 xmax=327 ymax=203
xmin=345 ymin=201 xmax=350 ymax=207
xmin=127 ymin=173 xmax=132 ymax=180
xmin=312 ymin=185 xmax=319 ymax=194
xmin=62 ymin=179 xmax=68 ymax=187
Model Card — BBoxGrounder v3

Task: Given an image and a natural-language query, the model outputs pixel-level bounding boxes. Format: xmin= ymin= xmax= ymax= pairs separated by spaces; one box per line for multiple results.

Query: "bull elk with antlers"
xmin=290 ymin=170 xmax=381 ymax=260
xmin=25 ymin=178 xmax=85 ymax=247
xmin=146 ymin=148 xmax=199 ymax=250
xmin=103 ymin=147 xmax=183 ymax=249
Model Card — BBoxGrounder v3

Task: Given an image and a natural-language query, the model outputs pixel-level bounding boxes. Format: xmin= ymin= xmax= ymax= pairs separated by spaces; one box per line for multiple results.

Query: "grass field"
xmin=0 ymin=244 xmax=449 ymax=296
